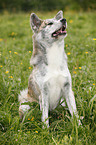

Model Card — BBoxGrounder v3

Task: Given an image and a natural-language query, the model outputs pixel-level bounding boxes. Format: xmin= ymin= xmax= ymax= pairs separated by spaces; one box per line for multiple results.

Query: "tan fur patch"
xmin=27 ymin=74 xmax=40 ymax=103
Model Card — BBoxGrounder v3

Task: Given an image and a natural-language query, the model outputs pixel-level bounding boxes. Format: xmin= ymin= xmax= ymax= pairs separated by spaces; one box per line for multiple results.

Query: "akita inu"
xmin=18 ymin=11 xmax=80 ymax=127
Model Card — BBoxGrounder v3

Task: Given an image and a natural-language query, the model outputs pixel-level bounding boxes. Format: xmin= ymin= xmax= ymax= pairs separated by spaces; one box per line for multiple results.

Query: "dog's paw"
xmin=19 ymin=105 xmax=30 ymax=120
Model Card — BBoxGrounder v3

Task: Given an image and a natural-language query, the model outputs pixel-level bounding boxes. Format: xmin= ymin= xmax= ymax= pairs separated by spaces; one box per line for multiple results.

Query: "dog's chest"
xmin=46 ymin=43 xmax=65 ymax=71
xmin=43 ymin=43 xmax=69 ymax=109
xmin=44 ymin=42 xmax=68 ymax=80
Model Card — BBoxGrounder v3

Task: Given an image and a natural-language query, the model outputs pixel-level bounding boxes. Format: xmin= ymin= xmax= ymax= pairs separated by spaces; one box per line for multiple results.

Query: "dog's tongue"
xmin=53 ymin=33 xmax=58 ymax=37
xmin=53 ymin=29 xmax=67 ymax=37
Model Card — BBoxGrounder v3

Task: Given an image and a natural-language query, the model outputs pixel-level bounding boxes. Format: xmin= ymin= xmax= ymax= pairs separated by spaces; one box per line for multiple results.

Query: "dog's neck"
xmin=30 ymin=37 xmax=67 ymax=67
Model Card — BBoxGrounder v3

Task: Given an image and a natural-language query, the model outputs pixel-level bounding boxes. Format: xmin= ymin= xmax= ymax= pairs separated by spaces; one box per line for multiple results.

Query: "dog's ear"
xmin=55 ymin=10 xmax=63 ymax=20
xmin=30 ymin=13 xmax=42 ymax=33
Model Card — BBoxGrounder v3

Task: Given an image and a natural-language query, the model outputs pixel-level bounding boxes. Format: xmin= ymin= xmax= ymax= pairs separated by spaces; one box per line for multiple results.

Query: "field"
xmin=0 ymin=11 xmax=96 ymax=144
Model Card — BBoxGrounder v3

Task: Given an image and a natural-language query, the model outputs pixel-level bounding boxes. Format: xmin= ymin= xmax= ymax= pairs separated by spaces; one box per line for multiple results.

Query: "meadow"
xmin=0 ymin=11 xmax=96 ymax=145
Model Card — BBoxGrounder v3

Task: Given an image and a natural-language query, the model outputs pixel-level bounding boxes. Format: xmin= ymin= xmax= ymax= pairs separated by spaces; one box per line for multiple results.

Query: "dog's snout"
xmin=60 ymin=18 xmax=66 ymax=24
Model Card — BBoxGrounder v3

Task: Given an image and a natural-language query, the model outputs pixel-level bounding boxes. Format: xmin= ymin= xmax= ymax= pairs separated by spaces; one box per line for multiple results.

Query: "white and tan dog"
xmin=18 ymin=11 xmax=79 ymax=127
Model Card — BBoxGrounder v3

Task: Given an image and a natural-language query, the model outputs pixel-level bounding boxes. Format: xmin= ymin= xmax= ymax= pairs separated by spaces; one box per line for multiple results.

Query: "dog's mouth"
xmin=52 ymin=25 xmax=67 ymax=38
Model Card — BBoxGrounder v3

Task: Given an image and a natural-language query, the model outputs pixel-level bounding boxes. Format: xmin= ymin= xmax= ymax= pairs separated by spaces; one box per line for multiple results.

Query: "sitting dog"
xmin=18 ymin=11 xmax=79 ymax=127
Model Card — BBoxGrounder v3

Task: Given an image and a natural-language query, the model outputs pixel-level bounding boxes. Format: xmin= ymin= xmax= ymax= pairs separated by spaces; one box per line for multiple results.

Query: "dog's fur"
xmin=18 ymin=11 xmax=79 ymax=127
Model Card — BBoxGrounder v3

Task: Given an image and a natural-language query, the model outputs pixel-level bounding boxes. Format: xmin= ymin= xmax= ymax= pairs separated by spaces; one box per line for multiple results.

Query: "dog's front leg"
xmin=40 ymin=84 xmax=49 ymax=128
xmin=63 ymin=84 xmax=80 ymax=123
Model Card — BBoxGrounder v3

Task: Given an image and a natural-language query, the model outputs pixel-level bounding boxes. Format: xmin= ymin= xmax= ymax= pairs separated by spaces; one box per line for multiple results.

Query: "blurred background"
xmin=0 ymin=0 xmax=96 ymax=12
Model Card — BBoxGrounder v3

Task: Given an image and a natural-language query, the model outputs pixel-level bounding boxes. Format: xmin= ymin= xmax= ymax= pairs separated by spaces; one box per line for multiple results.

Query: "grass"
xmin=0 ymin=10 xmax=96 ymax=145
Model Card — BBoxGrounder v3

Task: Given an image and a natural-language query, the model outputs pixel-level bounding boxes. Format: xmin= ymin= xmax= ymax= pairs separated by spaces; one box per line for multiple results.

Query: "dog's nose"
xmin=60 ymin=18 xmax=66 ymax=24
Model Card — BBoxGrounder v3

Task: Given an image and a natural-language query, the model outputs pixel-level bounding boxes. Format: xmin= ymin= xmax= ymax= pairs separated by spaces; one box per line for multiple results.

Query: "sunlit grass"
xmin=0 ymin=11 xmax=96 ymax=144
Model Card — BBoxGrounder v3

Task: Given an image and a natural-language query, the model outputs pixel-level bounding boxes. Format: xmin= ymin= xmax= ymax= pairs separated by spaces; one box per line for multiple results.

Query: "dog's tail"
xmin=18 ymin=89 xmax=30 ymax=119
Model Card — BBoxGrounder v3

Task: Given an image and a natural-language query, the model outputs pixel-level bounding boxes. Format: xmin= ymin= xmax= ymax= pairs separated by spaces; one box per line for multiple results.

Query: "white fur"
xmin=18 ymin=89 xmax=28 ymax=104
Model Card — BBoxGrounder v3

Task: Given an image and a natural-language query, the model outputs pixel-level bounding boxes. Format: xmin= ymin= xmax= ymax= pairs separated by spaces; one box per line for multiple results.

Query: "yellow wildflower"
xmin=73 ymin=71 xmax=76 ymax=74
xmin=9 ymin=51 xmax=11 ymax=53
xmin=21 ymin=62 xmax=22 ymax=65
xmin=85 ymin=52 xmax=88 ymax=54
xmin=69 ymin=20 xmax=73 ymax=23
xmin=29 ymin=67 xmax=31 ymax=69
xmin=31 ymin=117 xmax=34 ymax=121
xmin=75 ymin=67 xmax=77 ymax=69
xmin=13 ymin=38 xmax=15 ymax=40
xmin=11 ymin=32 xmax=15 ymax=36
xmin=35 ymin=131 xmax=38 ymax=133
xmin=29 ymin=51 xmax=31 ymax=53
xmin=8 ymin=76 xmax=13 ymax=79
xmin=93 ymin=38 xmax=96 ymax=40
xmin=79 ymin=67 xmax=82 ymax=69
xmin=28 ymin=118 xmax=30 ymax=120
xmin=14 ymin=52 xmax=18 ymax=55
xmin=0 ymin=65 xmax=3 ymax=67
xmin=5 ymin=71 xmax=9 ymax=74
xmin=93 ymin=83 xmax=95 ymax=86
xmin=67 ymin=52 xmax=71 ymax=55
xmin=66 ymin=44 xmax=68 ymax=47
xmin=0 ymin=38 xmax=3 ymax=42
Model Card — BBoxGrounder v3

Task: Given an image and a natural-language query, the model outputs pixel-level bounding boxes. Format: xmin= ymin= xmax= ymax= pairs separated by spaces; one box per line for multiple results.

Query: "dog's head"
xmin=30 ymin=11 xmax=67 ymax=43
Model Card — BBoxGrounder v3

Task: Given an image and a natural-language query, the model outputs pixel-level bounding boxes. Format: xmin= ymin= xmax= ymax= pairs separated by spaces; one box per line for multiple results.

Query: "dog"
xmin=18 ymin=11 xmax=80 ymax=127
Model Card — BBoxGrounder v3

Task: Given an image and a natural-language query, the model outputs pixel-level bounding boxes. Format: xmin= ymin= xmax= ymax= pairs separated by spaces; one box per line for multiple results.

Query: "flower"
xmin=29 ymin=67 xmax=31 ymax=69
xmin=9 ymin=51 xmax=11 ymax=53
xmin=0 ymin=65 xmax=3 ymax=67
xmin=5 ymin=71 xmax=9 ymax=74
xmin=75 ymin=67 xmax=77 ymax=70
xmin=21 ymin=62 xmax=22 ymax=65
xmin=8 ymin=76 xmax=13 ymax=79
xmin=11 ymin=32 xmax=15 ymax=36
xmin=67 ymin=52 xmax=71 ymax=55
xmin=93 ymin=83 xmax=95 ymax=86
xmin=69 ymin=20 xmax=73 ymax=23
xmin=14 ymin=52 xmax=18 ymax=55
xmin=35 ymin=131 xmax=38 ymax=133
xmin=93 ymin=38 xmax=96 ymax=40
xmin=29 ymin=51 xmax=31 ymax=53
xmin=28 ymin=118 xmax=30 ymax=120
xmin=31 ymin=117 xmax=34 ymax=121
xmin=73 ymin=71 xmax=76 ymax=74
xmin=66 ymin=44 xmax=68 ymax=47
xmin=0 ymin=38 xmax=3 ymax=42
xmin=85 ymin=52 xmax=88 ymax=54
xmin=79 ymin=67 xmax=82 ymax=69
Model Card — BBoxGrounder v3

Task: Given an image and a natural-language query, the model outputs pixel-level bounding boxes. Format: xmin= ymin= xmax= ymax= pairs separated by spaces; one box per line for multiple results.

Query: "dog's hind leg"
xmin=18 ymin=88 xmax=32 ymax=120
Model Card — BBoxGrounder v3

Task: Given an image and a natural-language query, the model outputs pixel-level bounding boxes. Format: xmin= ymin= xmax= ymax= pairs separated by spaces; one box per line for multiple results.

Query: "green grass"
xmin=0 ymin=11 xmax=96 ymax=145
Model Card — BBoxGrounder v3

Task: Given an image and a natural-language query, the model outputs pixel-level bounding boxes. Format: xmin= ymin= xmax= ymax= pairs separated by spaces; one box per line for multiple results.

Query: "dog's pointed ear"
xmin=30 ymin=13 xmax=42 ymax=32
xmin=55 ymin=10 xmax=63 ymax=20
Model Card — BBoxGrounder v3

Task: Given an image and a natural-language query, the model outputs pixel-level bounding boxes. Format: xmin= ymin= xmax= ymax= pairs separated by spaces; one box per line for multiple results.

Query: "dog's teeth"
xmin=63 ymin=31 xmax=67 ymax=33
xmin=53 ymin=34 xmax=57 ymax=36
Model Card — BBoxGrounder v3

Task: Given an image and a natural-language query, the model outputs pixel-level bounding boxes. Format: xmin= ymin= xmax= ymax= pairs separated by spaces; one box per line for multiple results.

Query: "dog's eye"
xmin=48 ymin=22 xmax=53 ymax=25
